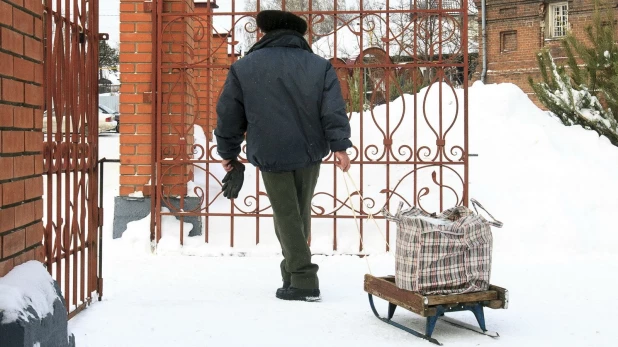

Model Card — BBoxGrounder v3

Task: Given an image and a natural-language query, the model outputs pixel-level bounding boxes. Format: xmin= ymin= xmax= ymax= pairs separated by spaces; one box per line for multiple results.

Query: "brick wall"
xmin=475 ymin=0 xmax=618 ymax=107
xmin=0 ymin=0 xmax=45 ymax=277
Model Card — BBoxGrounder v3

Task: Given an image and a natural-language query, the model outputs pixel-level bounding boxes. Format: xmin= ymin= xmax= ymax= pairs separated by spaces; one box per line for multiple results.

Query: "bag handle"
xmin=382 ymin=201 xmax=405 ymax=222
xmin=470 ymin=198 xmax=503 ymax=228
xmin=421 ymin=229 xmax=462 ymax=236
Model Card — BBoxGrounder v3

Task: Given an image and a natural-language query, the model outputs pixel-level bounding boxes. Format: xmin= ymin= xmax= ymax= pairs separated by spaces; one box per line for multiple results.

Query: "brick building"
xmin=475 ymin=0 xmax=618 ymax=99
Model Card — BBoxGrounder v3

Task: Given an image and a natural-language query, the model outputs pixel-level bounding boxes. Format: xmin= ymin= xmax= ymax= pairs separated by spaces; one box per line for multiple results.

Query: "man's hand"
xmin=222 ymin=159 xmax=234 ymax=172
xmin=334 ymin=151 xmax=351 ymax=172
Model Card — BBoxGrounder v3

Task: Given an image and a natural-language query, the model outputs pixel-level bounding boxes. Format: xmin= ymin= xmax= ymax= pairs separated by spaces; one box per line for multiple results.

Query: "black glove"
xmin=222 ymin=160 xmax=245 ymax=199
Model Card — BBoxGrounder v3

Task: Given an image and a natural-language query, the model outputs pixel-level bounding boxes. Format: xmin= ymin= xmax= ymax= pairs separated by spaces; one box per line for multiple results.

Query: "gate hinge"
xmin=98 ymin=33 xmax=109 ymax=41
xmin=144 ymin=1 xmax=153 ymax=13
xmin=98 ymin=207 xmax=104 ymax=227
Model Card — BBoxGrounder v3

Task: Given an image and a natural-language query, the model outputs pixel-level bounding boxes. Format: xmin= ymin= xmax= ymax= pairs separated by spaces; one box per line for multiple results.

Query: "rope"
xmin=341 ymin=171 xmax=394 ymax=254
xmin=339 ymin=170 xmax=397 ymax=274
xmin=341 ymin=169 xmax=372 ymax=274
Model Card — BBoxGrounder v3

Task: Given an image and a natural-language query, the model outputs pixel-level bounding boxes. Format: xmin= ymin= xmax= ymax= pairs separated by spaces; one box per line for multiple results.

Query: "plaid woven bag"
xmin=383 ymin=199 xmax=503 ymax=295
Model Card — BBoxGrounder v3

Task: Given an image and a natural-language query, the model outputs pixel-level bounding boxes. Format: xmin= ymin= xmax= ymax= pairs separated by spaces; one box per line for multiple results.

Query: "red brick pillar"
xmin=119 ymin=0 xmax=198 ymax=197
xmin=118 ymin=0 xmax=155 ymax=196
xmin=194 ymin=1 xmax=228 ymax=141
xmin=159 ymin=0 xmax=196 ymax=196
xmin=208 ymin=42 xmax=230 ymax=141
xmin=0 ymin=0 xmax=45 ymax=276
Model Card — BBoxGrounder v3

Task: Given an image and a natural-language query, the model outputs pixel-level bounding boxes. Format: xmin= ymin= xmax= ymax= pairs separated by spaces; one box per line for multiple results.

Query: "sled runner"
xmin=364 ymin=275 xmax=508 ymax=345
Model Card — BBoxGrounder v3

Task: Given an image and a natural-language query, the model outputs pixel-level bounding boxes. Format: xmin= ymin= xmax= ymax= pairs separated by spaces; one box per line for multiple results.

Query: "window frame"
xmin=547 ymin=2 xmax=569 ymax=39
xmin=500 ymin=30 xmax=518 ymax=53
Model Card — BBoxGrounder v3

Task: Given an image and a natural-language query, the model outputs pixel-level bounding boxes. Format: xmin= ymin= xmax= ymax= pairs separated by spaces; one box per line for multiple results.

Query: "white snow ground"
xmin=68 ymin=83 xmax=618 ymax=346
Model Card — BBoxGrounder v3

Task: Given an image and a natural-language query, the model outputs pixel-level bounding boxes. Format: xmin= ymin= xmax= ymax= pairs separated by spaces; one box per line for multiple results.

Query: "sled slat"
xmin=364 ymin=275 xmax=508 ymax=315
xmin=364 ymin=274 xmax=436 ymax=317
xmin=424 ymin=291 xmax=497 ymax=306
xmin=489 ymin=285 xmax=509 ymax=309
xmin=486 ymin=300 xmax=505 ymax=309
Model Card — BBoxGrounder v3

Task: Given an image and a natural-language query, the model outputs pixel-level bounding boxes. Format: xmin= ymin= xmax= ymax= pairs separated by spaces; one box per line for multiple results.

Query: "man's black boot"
xmin=276 ymin=287 xmax=321 ymax=302
xmin=275 ymin=281 xmax=291 ymax=297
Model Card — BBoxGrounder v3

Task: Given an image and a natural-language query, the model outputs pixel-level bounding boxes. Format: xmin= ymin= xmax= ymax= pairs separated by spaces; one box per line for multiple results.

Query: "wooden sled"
xmin=364 ymin=275 xmax=508 ymax=345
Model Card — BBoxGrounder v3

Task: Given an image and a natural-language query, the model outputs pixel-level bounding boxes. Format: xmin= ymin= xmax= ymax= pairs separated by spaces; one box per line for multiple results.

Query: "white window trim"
xmin=547 ymin=2 xmax=569 ymax=39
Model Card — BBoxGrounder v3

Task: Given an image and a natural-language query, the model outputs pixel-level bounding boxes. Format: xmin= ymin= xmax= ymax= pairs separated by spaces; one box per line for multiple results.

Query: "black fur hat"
xmin=256 ymin=10 xmax=307 ymax=35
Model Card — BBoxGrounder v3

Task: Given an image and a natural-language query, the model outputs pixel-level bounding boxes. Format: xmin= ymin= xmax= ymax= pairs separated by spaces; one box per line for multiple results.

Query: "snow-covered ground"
xmin=68 ymin=83 xmax=618 ymax=346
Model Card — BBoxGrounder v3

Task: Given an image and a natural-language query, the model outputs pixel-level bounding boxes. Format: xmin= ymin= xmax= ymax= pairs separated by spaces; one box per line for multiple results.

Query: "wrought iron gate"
xmin=43 ymin=0 xmax=102 ymax=317
xmin=151 ymin=0 xmax=469 ymax=253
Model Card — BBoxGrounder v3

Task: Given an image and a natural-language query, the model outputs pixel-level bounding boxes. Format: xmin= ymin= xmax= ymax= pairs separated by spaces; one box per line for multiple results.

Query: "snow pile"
xmin=114 ymin=81 xmax=618 ymax=258
xmin=340 ymin=81 xmax=618 ymax=257
xmin=113 ymin=213 xmax=153 ymax=257
xmin=468 ymin=82 xmax=618 ymax=258
xmin=128 ymin=191 xmax=144 ymax=198
xmin=0 ymin=261 xmax=58 ymax=324
xmin=312 ymin=24 xmax=365 ymax=59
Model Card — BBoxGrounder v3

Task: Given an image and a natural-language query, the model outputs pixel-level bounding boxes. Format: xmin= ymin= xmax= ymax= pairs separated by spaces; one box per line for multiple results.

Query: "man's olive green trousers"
xmin=262 ymin=163 xmax=321 ymax=290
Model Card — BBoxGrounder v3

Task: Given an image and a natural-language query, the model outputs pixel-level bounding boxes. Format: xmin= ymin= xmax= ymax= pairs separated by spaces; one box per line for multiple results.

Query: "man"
xmin=214 ymin=10 xmax=352 ymax=302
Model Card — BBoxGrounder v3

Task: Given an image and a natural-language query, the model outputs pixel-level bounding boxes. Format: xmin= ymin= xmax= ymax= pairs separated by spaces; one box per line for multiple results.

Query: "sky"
xmin=98 ymin=0 xmax=249 ymax=47
xmin=99 ymin=0 xmax=121 ymax=47
xmin=97 ymin=0 xmax=423 ymax=47
xmin=99 ymin=0 xmax=260 ymax=47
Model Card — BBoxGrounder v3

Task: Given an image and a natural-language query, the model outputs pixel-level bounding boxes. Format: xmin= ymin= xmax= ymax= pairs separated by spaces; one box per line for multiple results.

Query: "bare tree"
xmin=243 ymin=0 xmax=348 ymax=48
xmin=239 ymin=1 xmax=478 ymax=90
xmin=356 ymin=0 xmax=477 ymax=85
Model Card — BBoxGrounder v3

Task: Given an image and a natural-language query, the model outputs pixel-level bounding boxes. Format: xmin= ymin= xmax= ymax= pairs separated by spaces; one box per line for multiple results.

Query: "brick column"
xmin=119 ymin=0 xmax=198 ymax=197
xmin=207 ymin=40 xmax=229 ymax=140
xmin=0 ymin=0 xmax=45 ymax=277
xmin=159 ymin=0 xmax=196 ymax=196
xmin=118 ymin=0 xmax=155 ymax=196
xmin=194 ymin=1 xmax=228 ymax=141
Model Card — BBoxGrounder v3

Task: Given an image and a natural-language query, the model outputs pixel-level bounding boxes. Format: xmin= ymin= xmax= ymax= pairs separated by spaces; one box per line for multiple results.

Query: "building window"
xmin=548 ymin=2 xmax=569 ymax=38
xmin=501 ymin=31 xmax=517 ymax=52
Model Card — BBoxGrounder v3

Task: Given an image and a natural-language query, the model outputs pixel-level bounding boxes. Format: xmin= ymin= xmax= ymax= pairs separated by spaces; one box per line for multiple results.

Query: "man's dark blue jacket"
xmin=214 ymin=30 xmax=353 ymax=172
